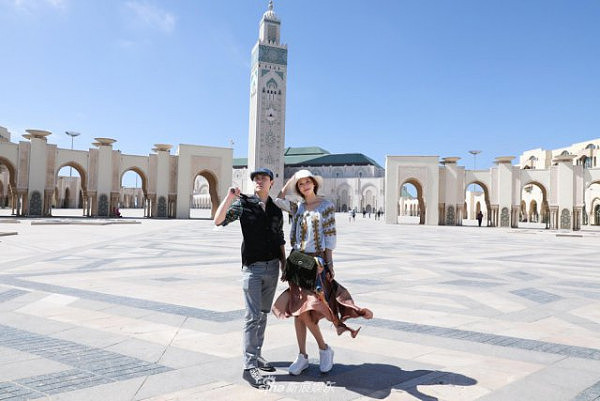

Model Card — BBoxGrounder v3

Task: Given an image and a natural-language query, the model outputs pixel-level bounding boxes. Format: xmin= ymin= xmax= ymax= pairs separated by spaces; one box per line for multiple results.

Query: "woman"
xmin=273 ymin=169 xmax=373 ymax=375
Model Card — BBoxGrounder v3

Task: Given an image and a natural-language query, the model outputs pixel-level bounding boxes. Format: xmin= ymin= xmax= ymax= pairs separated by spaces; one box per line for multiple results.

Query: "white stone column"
xmin=494 ymin=156 xmax=516 ymax=227
xmin=24 ymin=130 xmax=51 ymax=216
xmin=94 ymin=138 xmax=117 ymax=217
xmin=154 ymin=144 xmax=172 ymax=218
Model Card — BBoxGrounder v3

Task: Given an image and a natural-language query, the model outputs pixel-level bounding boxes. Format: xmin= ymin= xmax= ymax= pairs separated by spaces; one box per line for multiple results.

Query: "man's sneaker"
xmin=288 ymin=353 xmax=309 ymax=375
xmin=257 ymin=356 xmax=276 ymax=372
xmin=319 ymin=345 xmax=334 ymax=373
xmin=242 ymin=367 xmax=268 ymax=389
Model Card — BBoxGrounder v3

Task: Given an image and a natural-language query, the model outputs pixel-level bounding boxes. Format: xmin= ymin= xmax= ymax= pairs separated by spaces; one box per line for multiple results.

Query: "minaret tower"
xmin=248 ymin=1 xmax=287 ymax=192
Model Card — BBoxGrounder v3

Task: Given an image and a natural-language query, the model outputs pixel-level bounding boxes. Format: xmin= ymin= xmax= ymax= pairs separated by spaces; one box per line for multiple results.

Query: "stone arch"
xmin=0 ymin=156 xmax=17 ymax=195
xmin=584 ymin=181 xmax=600 ymax=226
xmin=361 ymin=184 xmax=378 ymax=214
xmin=400 ymin=178 xmax=425 ymax=224
xmin=586 ymin=180 xmax=600 ymax=189
xmin=193 ymin=169 xmax=219 ymax=218
xmin=119 ymin=167 xmax=148 ymax=199
xmin=56 ymin=161 xmax=89 ymax=215
xmin=56 ymin=162 xmax=88 ymax=194
xmin=521 ymin=181 xmax=549 ymax=226
xmin=335 ymin=183 xmax=352 ymax=212
xmin=580 ymin=155 xmax=592 ymax=169
xmin=192 ymin=175 xmax=211 ymax=209
xmin=594 ymin=201 xmax=600 ymax=225
xmin=464 ymin=180 xmax=491 ymax=224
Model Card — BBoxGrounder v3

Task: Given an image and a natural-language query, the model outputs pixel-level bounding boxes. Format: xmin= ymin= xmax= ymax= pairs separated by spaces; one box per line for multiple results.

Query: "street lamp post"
xmin=468 ymin=149 xmax=481 ymax=170
xmin=65 ymin=131 xmax=81 ymax=177
xmin=468 ymin=150 xmax=481 ymax=220
xmin=468 ymin=150 xmax=481 ymax=190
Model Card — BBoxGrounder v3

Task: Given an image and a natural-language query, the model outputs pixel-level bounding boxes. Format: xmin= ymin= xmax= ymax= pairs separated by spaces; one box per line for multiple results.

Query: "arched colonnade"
xmin=0 ymin=132 xmax=232 ymax=218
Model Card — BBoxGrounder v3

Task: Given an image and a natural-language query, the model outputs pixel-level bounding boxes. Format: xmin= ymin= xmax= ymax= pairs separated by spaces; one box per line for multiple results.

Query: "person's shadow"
xmin=263 ymin=362 xmax=477 ymax=400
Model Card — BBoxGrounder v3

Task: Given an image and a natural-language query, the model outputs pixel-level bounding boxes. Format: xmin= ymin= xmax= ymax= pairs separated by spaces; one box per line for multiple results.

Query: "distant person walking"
xmin=213 ymin=168 xmax=285 ymax=389
xmin=476 ymin=210 xmax=484 ymax=227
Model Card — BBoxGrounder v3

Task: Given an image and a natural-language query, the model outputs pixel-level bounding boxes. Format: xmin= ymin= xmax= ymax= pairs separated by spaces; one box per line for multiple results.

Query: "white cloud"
xmin=125 ymin=1 xmax=176 ymax=34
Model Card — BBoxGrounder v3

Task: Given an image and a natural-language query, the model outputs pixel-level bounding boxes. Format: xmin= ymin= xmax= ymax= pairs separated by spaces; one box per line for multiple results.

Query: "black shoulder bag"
xmin=284 ymin=250 xmax=318 ymax=290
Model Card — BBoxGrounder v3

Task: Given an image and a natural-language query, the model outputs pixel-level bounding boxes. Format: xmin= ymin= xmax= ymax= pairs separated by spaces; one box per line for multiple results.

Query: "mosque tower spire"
xmin=247 ymin=1 xmax=288 ymax=193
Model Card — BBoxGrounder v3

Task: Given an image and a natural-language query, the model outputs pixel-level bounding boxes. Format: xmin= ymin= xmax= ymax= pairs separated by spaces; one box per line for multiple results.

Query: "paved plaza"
xmin=1 ymin=211 xmax=600 ymax=400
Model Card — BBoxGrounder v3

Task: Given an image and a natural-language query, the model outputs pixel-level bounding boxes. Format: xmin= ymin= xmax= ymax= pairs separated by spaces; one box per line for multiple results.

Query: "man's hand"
xmin=279 ymin=258 xmax=287 ymax=282
xmin=228 ymin=187 xmax=241 ymax=200
xmin=214 ymin=187 xmax=241 ymax=226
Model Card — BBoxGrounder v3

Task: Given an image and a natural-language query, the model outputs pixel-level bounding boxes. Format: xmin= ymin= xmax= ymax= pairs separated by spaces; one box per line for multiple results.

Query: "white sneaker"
xmin=319 ymin=345 xmax=334 ymax=373
xmin=288 ymin=353 xmax=309 ymax=375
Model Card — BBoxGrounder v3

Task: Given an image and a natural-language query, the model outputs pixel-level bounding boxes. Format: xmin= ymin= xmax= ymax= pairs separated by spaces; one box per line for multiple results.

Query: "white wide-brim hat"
xmin=290 ymin=169 xmax=324 ymax=195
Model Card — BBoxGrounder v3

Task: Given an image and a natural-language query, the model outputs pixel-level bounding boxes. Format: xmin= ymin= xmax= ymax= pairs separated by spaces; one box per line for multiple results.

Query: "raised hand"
xmin=228 ymin=187 xmax=241 ymax=199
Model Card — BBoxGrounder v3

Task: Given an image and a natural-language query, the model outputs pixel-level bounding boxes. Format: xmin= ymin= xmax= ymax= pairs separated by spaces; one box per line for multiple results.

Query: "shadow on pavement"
xmin=264 ymin=362 xmax=477 ymax=400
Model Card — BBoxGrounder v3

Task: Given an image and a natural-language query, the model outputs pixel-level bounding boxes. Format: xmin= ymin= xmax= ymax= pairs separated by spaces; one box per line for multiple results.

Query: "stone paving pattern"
xmin=1 ymin=212 xmax=599 ymax=400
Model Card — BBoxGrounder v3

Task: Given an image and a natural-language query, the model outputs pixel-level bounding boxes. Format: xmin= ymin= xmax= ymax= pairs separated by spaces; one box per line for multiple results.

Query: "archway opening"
xmin=336 ymin=185 xmax=351 ymax=214
xmin=53 ymin=164 xmax=86 ymax=217
xmin=585 ymin=182 xmax=600 ymax=226
xmin=519 ymin=182 xmax=549 ymax=228
xmin=398 ymin=180 xmax=424 ymax=225
xmin=464 ymin=181 xmax=490 ymax=227
xmin=362 ymin=187 xmax=376 ymax=216
xmin=190 ymin=170 xmax=219 ymax=219
xmin=0 ymin=157 xmax=18 ymax=216
xmin=192 ymin=175 xmax=212 ymax=218
xmin=120 ymin=169 xmax=147 ymax=218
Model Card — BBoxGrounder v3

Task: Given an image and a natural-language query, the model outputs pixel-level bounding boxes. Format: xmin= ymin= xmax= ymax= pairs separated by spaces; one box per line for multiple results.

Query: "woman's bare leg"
xmin=300 ymin=311 xmax=327 ymax=350
xmin=294 ymin=316 xmax=308 ymax=356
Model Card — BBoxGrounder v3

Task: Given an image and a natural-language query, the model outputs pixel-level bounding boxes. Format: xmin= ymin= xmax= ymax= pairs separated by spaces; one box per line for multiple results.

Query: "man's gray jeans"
xmin=242 ymin=258 xmax=279 ymax=369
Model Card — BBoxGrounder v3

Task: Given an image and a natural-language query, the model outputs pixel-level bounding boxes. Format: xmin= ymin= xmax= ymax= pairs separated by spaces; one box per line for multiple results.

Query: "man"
xmin=213 ymin=168 xmax=286 ymax=389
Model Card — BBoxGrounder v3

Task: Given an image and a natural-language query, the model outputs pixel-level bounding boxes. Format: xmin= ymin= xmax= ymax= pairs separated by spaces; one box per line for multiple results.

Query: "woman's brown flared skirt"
xmin=272 ymin=278 xmax=372 ymax=337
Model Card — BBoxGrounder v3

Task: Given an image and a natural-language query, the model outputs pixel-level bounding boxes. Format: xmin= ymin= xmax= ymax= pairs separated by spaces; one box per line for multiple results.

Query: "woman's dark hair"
xmin=295 ymin=177 xmax=319 ymax=198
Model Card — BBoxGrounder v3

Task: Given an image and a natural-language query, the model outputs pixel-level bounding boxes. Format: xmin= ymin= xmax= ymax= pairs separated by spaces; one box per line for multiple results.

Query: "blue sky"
xmin=1 ymin=0 xmax=599 ymax=176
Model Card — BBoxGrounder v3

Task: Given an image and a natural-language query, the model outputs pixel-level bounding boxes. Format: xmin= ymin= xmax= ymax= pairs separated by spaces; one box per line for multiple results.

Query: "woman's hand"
xmin=317 ymin=262 xmax=324 ymax=274
xmin=326 ymin=264 xmax=335 ymax=281
xmin=278 ymin=174 xmax=296 ymax=198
